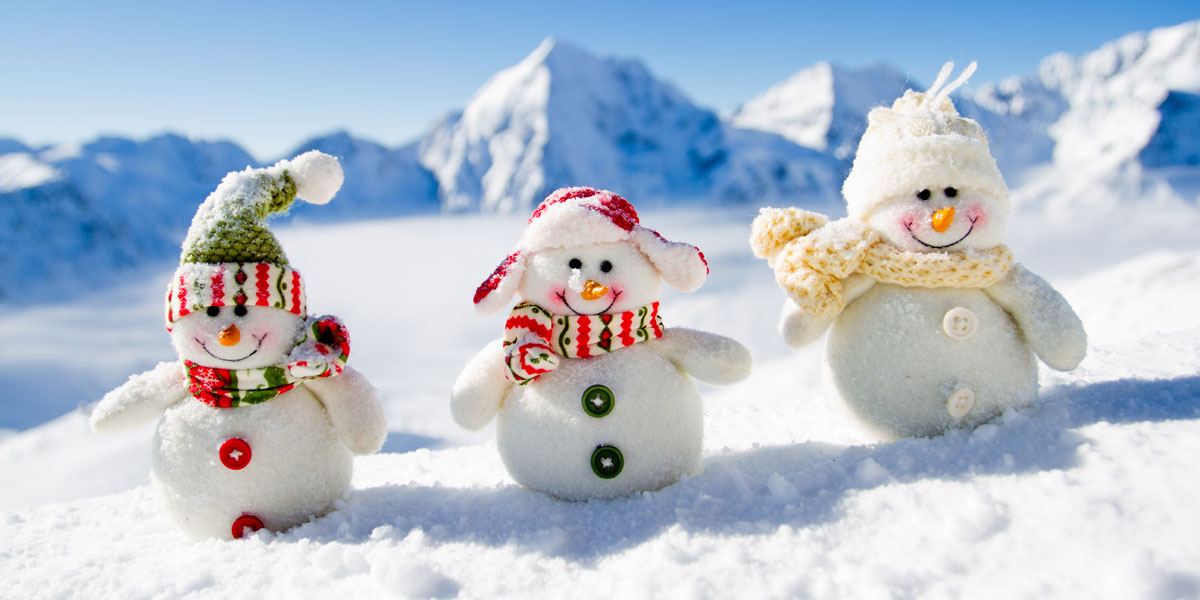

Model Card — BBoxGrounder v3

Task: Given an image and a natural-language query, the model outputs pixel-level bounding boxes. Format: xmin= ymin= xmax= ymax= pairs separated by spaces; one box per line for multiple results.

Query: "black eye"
xmin=568 ymin=258 xmax=582 ymax=269
xmin=600 ymin=260 xmax=612 ymax=273
xmin=916 ymin=189 xmax=931 ymax=201
xmin=944 ymin=187 xmax=958 ymax=198
xmin=234 ymin=305 xmax=248 ymax=317
xmin=206 ymin=306 xmax=220 ymax=317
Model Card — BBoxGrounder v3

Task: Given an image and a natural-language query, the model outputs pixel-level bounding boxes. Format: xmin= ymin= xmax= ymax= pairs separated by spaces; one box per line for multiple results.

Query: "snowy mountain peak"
xmin=1036 ymin=20 xmax=1200 ymax=167
xmin=418 ymin=39 xmax=790 ymax=213
xmin=730 ymin=62 xmax=911 ymax=159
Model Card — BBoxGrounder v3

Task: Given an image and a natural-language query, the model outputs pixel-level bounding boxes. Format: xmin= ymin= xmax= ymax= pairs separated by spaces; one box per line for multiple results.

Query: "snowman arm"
xmin=984 ymin=264 xmax=1087 ymax=371
xmin=656 ymin=328 xmax=752 ymax=385
xmin=779 ymin=274 xmax=874 ymax=349
xmin=451 ymin=339 xmax=513 ymax=430
xmin=90 ymin=361 xmax=188 ymax=433
xmin=304 ymin=365 xmax=388 ymax=455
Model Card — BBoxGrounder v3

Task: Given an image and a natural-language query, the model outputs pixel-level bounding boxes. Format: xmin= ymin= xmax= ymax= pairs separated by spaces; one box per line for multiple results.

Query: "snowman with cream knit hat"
xmin=751 ymin=63 xmax=1087 ymax=439
xmin=90 ymin=151 xmax=387 ymax=539
xmin=453 ymin=187 xmax=752 ymax=500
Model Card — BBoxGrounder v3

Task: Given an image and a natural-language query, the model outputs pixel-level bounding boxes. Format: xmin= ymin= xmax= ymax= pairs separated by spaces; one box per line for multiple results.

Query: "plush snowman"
xmin=751 ymin=63 xmax=1087 ymax=439
xmin=90 ymin=151 xmax=387 ymax=539
xmin=453 ymin=187 xmax=752 ymax=500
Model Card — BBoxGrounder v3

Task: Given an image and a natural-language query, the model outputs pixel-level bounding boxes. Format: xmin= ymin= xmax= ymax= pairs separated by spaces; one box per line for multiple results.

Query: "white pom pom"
xmin=283 ymin=150 xmax=344 ymax=205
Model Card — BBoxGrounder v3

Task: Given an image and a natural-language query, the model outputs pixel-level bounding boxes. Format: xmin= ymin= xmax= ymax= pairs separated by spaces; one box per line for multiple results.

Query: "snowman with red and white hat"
xmin=453 ymin=187 xmax=752 ymax=501
xmin=90 ymin=151 xmax=387 ymax=539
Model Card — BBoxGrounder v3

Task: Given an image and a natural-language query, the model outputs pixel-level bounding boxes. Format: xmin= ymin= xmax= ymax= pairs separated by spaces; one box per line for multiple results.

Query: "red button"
xmin=219 ymin=438 xmax=252 ymax=470
xmin=231 ymin=514 xmax=264 ymax=539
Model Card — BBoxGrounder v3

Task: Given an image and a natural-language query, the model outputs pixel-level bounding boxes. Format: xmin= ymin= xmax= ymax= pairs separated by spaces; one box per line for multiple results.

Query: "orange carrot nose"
xmin=218 ymin=324 xmax=241 ymax=346
xmin=581 ymin=280 xmax=609 ymax=301
xmin=931 ymin=206 xmax=956 ymax=233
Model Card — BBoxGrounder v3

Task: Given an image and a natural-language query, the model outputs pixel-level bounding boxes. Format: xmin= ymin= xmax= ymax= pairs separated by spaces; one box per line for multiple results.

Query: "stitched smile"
xmin=197 ymin=333 xmax=266 ymax=362
xmin=907 ymin=217 xmax=977 ymax=249
xmin=557 ymin=290 xmax=619 ymax=316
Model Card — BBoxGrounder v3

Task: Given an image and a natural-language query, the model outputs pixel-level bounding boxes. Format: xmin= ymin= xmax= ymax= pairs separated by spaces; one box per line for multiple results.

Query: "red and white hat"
xmin=472 ymin=187 xmax=709 ymax=315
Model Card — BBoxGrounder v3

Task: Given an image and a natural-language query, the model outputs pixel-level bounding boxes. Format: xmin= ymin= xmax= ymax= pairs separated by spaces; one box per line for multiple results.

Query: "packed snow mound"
xmin=1061 ymin=248 xmax=1200 ymax=345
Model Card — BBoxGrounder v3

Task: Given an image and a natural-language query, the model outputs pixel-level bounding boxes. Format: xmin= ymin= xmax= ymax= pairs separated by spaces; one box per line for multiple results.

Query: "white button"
xmin=942 ymin=307 xmax=978 ymax=340
xmin=946 ymin=386 xmax=975 ymax=419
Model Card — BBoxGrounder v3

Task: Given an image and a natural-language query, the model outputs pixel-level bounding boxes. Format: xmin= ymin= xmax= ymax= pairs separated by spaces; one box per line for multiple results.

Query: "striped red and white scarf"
xmin=502 ymin=301 xmax=664 ymax=384
xmin=185 ymin=315 xmax=350 ymax=407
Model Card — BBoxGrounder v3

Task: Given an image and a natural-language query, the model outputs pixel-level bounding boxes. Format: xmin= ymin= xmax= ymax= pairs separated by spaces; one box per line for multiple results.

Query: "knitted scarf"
xmin=185 ymin=315 xmax=350 ymax=407
xmin=502 ymin=301 xmax=664 ymax=384
xmin=751 ymin=207 xmax=1013 ymax=320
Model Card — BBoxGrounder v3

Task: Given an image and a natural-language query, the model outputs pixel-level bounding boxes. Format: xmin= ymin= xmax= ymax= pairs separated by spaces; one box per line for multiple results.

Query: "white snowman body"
xmin=151 ymin=385 xmax=352 ymax=539
xmin=92 ymin=304 xmax=386 ymax=539
xmin=455 ymin=189 xmax=751 ymax=500
xmin=776 ymin=168 xmax=1085 ymax=440
xmin=826 ymin=284 xmax=1037 ymax=438
xmin=497 ymin=340 xmax=702 ymax=501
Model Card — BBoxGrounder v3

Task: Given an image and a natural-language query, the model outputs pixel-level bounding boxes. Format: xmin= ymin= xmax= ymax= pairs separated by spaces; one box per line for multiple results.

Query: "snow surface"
xmin=3 ymin=207 xmax=1200 ymax=598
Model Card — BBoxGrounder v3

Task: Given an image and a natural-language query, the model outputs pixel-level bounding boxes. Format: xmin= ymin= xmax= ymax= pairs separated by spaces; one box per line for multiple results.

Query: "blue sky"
xmin=3 ymin=1 xmax=1196 ymax=160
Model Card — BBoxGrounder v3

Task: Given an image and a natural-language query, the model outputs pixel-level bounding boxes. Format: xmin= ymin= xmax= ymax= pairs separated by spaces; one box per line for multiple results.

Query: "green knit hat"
xmin=166 ymin=151 xmax=344 ymax=328
xmin=180 ymin=150 xmax=343 ymax=265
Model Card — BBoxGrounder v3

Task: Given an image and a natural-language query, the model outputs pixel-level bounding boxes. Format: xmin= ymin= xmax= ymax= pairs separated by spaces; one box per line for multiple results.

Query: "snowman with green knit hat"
xmin=91 ymin=150 xmax=387 ymax=540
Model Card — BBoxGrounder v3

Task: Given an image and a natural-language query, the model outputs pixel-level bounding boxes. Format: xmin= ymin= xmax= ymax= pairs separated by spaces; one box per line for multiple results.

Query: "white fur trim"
xmin=279 ymin=150 xmax=343 ymax=205
xmin=521 ymin=197 xmax=631 ymax=253
xmin=473 ymin=251 xmax=527 ymax=315
xmin=631 ymin=228 xmax=708 ymax=292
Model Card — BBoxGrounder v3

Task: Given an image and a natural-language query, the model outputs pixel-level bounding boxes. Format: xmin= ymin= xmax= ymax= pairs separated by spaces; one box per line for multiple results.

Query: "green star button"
xmin=581 ymin=384 xmax=615 ymax=418
xmin=591 ymin=445 xmax=624 ymax=479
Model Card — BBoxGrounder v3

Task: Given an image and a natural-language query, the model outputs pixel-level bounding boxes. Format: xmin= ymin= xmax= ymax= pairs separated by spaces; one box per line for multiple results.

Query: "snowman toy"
xmin=90 ymin=151 xmax=387 ymax=539
xmin=750 ymin=63 xmax=1087 ymax=439
xmin=452 ymin=187 xmax=752 ymax=500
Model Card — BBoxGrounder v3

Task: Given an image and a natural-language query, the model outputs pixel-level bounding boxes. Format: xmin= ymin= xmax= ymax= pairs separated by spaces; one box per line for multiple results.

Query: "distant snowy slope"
xmin=0 ymin=152 xmax=61 ymax=192
xmin=418 ymin=38 xmax=843 ymax=213
xmin=286 ymin=131 xmax=440 ymax=218
xmin=1040 ymin=20 xmax=1200 ymax=168
xmin=0 ymin=134 xmax=255 ymax=301
xmin=729 ymin=62 xmax=911 ymax=160
xmin=0 ymin=131 xmax=443 ymax=301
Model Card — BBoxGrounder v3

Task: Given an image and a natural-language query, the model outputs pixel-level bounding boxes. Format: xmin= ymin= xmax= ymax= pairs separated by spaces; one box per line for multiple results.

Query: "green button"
xmin=591 ymin=445 xmax=624 ymax=479
xmin=581 ymin=385 xmax=615 ymax=418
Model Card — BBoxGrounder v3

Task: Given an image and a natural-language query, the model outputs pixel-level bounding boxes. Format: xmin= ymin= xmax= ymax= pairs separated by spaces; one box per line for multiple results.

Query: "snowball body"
xmin=827 ymin=284 xmax=1037 ymax=438
xmin=151 ymin=385 xmax=352 ymax=539
xmin=497 ymin=341 xmax=702 ymax=500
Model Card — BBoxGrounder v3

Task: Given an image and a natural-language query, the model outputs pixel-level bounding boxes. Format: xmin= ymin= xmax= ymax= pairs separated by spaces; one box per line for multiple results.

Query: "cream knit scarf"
xmin=750 ymin=207 xmax=1013 ymax=320
xmin=502 ymin=301 xmax=664 ymax=384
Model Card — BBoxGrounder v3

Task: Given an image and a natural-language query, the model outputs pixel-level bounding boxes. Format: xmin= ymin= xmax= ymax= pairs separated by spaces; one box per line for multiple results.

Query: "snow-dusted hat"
xmin=842 ymin=62 xmax=1009 ymax=219
xmin=473 ymin=187 xmax=709 ymax=315
xmin=165 ymin=150 xmax=344 ymax=329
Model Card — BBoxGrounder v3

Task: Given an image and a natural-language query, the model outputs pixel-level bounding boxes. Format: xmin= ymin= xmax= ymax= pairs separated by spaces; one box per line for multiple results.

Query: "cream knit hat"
xmin=841 ymin=62 xmax=1009 ymax=219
